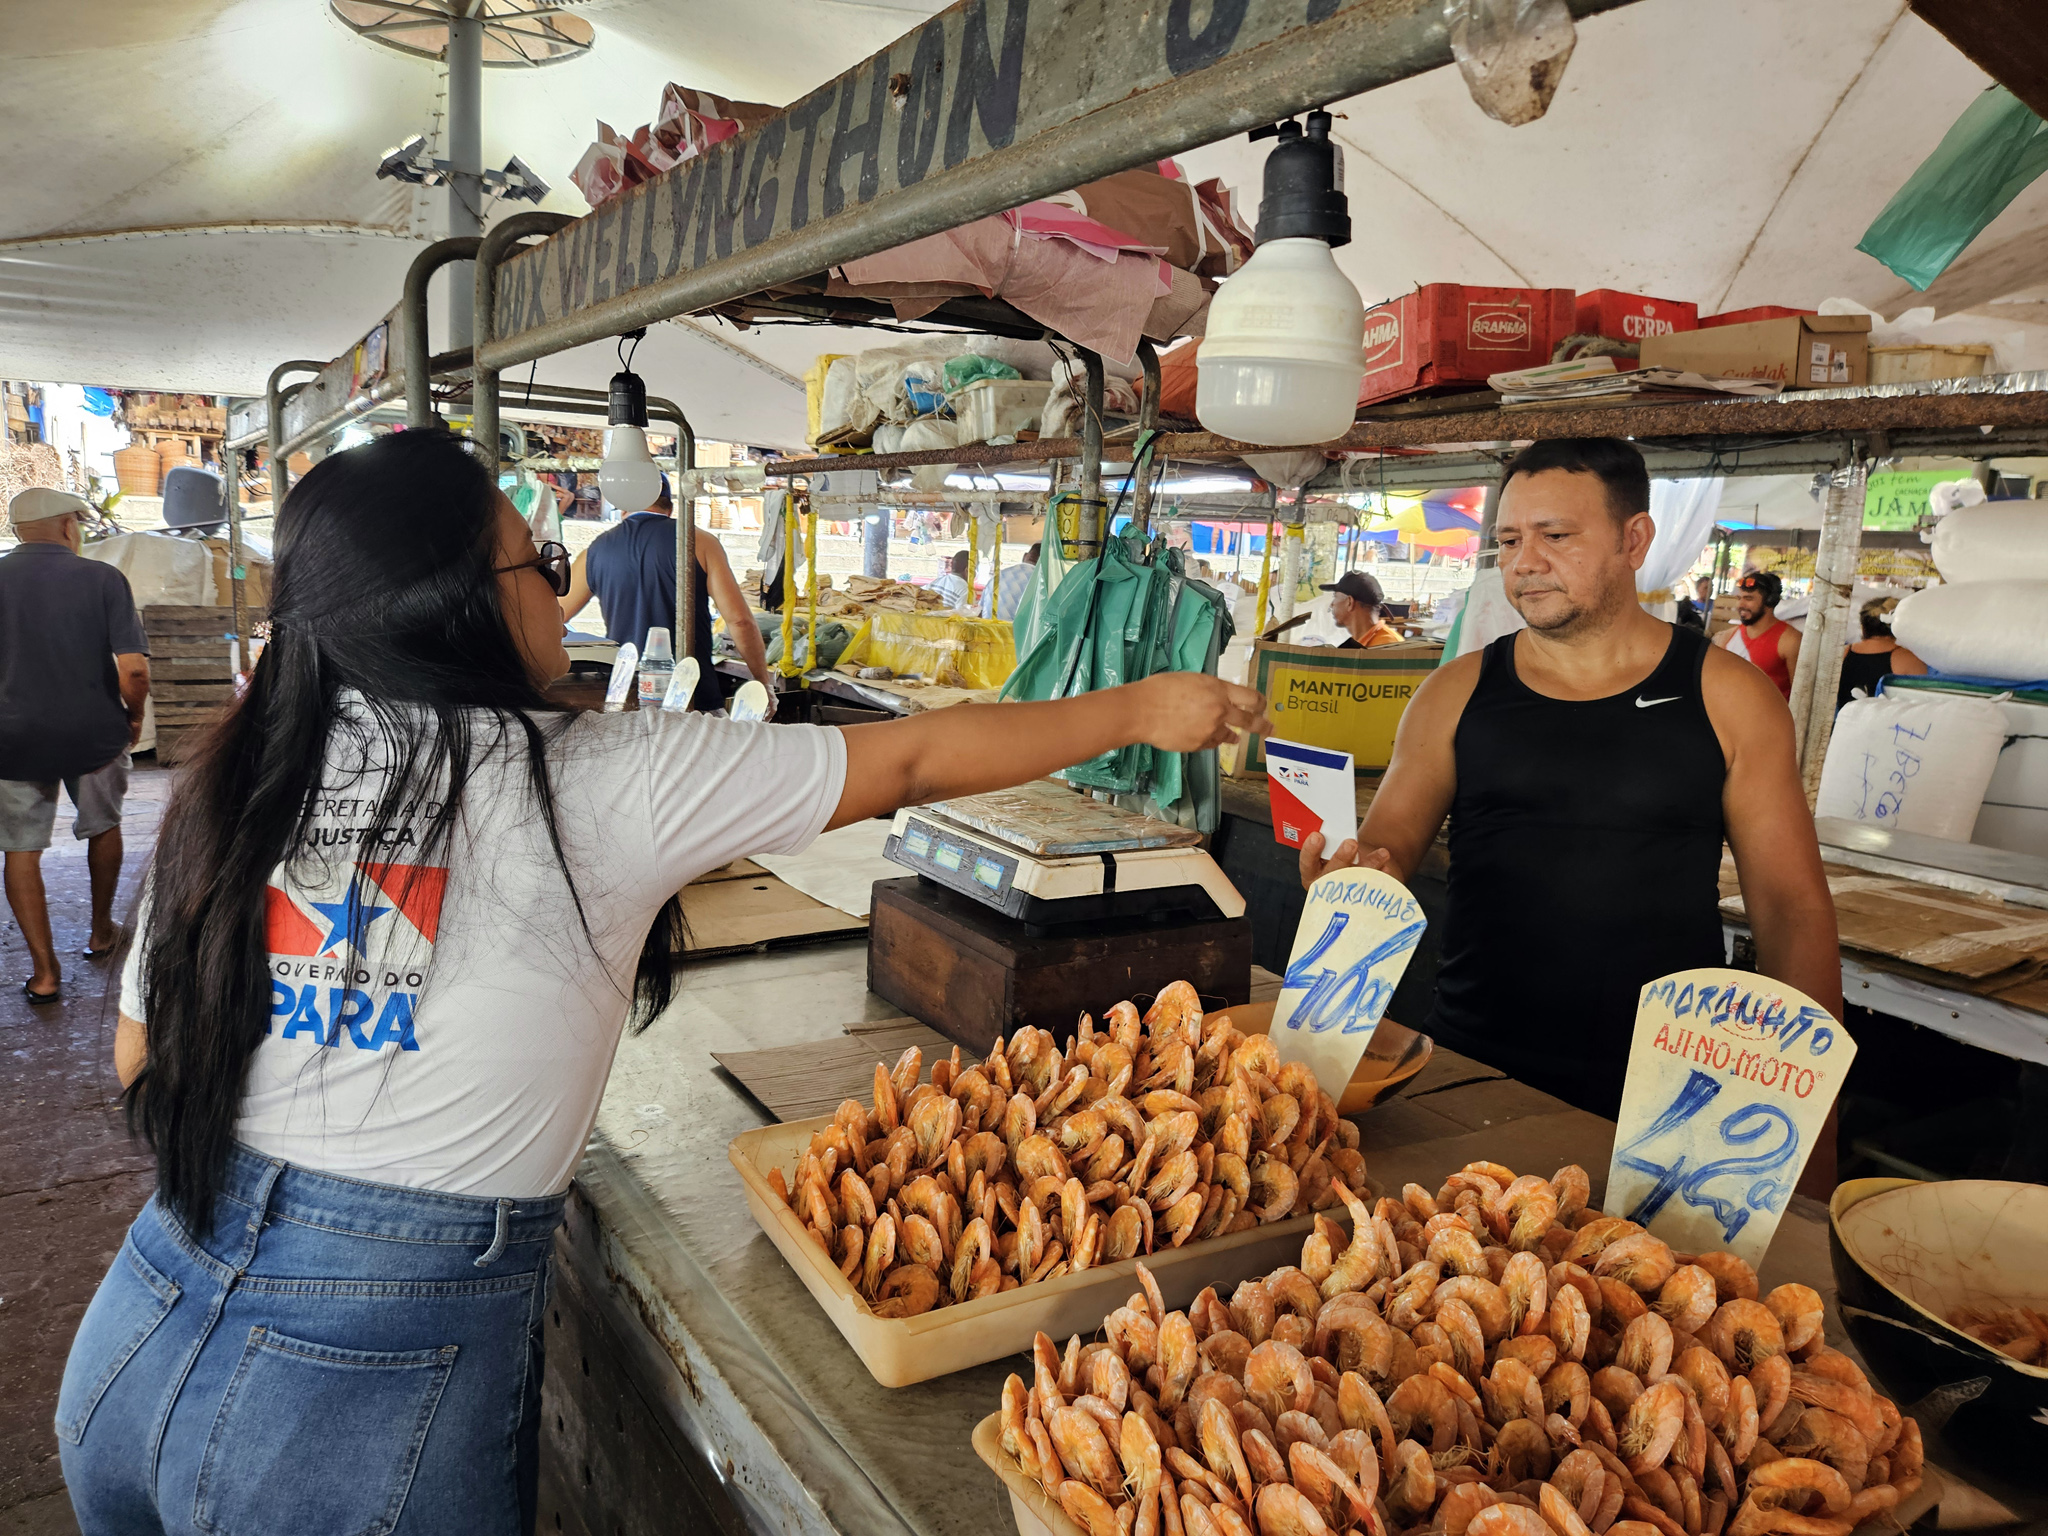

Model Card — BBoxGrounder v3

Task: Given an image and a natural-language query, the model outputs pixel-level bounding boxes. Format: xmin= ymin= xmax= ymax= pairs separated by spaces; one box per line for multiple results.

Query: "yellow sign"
xmin=1604 ymin=968 xmax=1855 ymax=1267
xmin=1245 ymin=641 xmax=1436 ymax=772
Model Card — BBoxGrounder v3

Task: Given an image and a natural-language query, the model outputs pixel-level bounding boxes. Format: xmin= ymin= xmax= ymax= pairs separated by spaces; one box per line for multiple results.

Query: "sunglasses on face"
xmin=497 ymin=540 xmax=571 ymax=597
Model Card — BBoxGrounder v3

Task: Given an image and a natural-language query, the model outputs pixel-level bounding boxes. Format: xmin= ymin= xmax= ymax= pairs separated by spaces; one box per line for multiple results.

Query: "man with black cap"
xmin=1716 ymin=570 xmax=1800 ymax=700
xmin=0 ymin=488 xmax=151 ymax=1004
xmin=1323 ymin=570 xmax=1402 ymax=649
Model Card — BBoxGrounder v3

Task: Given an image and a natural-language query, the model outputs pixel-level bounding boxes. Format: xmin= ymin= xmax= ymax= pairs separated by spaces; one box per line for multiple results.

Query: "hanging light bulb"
xmin=598 ymin=334 xmax=664 ymax=513
xmin=1197 ymin=110 xmax=1365 ymax=447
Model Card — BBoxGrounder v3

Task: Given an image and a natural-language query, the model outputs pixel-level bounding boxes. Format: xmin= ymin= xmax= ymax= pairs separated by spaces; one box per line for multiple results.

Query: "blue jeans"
xmin=57 ymin=1145 xmax=564 ymax=1536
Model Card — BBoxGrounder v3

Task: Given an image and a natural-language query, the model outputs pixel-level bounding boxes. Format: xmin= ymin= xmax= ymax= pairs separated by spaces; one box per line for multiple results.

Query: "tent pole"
xmin=403 ymin=237 xmax=481 ymax=428
xmin=1132 ymin=339 xmax=1161 ymax=540
xmin=471 ymin=213 xmax=575 ymax=460
xmin=1787 ymin=437 xmax=1874 ymax=801
xmin=1078 ymin=349 xmax=1105 ymax=559
xmin=264 ymin=360 xmax=323 ymax=513
xmin=444 ymin=1 xmax=484 ymax=350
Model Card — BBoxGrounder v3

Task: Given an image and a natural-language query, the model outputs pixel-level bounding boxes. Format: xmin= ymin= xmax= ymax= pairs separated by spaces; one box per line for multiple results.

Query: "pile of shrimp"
xmin=765 ymin=981 xmax=1365 ymax=1319
xmin=1949 ymin=1303 xmax=2048 ymax=1363
xmin=993 ymin=1161 xmax=1924 ymax=1536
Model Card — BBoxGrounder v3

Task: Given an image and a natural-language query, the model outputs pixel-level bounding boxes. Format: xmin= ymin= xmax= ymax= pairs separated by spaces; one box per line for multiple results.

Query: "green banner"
xmin=1864 ymin=469 xmax=1949 ymax=531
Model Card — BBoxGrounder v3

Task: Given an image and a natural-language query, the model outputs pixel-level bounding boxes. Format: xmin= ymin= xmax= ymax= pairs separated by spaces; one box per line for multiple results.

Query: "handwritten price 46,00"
xmin=1280 ymin=910 xmax=1427 ymax=1036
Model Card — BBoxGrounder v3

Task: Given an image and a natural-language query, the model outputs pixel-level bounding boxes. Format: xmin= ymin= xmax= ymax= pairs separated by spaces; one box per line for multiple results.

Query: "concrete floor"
xmin=0 ymin=765 xmax=167 ymax=1535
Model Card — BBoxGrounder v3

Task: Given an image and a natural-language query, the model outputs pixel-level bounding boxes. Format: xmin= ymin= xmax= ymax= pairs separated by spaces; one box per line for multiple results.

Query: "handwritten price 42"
xmin=1613 ymin=1068 xmax=1799 ymax=1243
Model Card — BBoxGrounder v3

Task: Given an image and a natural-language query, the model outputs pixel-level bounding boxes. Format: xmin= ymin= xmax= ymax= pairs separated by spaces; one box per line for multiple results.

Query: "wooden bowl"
xmin=1202 ymin=1000 xmax=1433 ymax=1115
xmin=1830 ymin=1176 xmax=2048 ymax=1484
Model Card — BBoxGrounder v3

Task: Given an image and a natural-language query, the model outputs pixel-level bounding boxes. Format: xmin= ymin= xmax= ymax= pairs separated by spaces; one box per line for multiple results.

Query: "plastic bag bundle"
xmin=1445 ymin=0 xmax=1578 ymax=126
xmin=1816 ymin=691 xmax=2011 ymax=841
xmin=1930 ymin=504 xmax=2048 ymax=586
xmin=1859 ymin=86 xmax=2048 ymax=292
xmin=1892 ymin=580 xmax=2048 ymax=683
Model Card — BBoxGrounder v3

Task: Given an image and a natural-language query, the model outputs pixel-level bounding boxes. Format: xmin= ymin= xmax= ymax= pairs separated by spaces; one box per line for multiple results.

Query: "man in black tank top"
xmin=1300 ymin=439 xmax=1841 ymax=1139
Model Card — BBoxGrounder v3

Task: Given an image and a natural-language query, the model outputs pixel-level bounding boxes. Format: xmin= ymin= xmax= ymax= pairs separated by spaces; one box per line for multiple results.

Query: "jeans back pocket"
xmin=56 ymin=1236 xmax=181 ymax=1446
xmin=193 ymin=1326 xmax=458 ymax=1536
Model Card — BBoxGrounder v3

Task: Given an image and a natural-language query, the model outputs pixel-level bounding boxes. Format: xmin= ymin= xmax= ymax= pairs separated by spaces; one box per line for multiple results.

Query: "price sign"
xmin=1269 ymin=867 xmax=1426 ymax=1093
xmin=1604 ymin=968 xmax=1854 ymax=1267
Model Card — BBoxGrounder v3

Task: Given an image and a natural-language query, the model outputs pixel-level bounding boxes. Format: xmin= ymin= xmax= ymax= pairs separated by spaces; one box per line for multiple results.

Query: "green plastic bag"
xmin=942 ymin=354 xmax=1023 ymax=392
xmin=1859 ymin=86 xmax=2048 ymax=291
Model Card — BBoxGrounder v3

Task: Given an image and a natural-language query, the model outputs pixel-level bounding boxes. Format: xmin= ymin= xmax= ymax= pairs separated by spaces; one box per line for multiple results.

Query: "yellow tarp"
xmin=835 ymin=611 xmax=1017 ymax=691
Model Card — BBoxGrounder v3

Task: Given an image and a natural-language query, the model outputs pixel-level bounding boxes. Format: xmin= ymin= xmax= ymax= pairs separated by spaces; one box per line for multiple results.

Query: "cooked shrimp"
xmin=1617 ymin=1313 xmax=1676 ymax=1381
xmin=1777 ymin=1406 xmax=1869 ymax=1492
xmin=1763 ymin=1285 xmax=1824 ymax=1354
xmin=1104 ymin=1202 xmax=1147 ymax=1263
xmin=1158 ymin=1311 xmax=1199 ymax=1410
xmin=874 ymin=1264 xmax=942 ymax=1317
xmin=1674 ymin=1346 xmax=1731 ymax=1430
xmin=1719 ymin=1374 xmax=1758 ymax=1464
xmin=1749 ymin=1351 xmax=1791 ymax=1431
xmin=1466 ymin=1505 xmax=1552 ymax=1536
xmin=1199 ymin=1398 xmax=1256 ymax=1506
xmin=860 ymin=1211 xmax=896 ymax=1297
xmin=1338 ymin=1371 xmax=1399 ymax=1473
xmin=1550 ymin=1165 xmax=1592 ymax=1221
xmin=1245 ymin=1339 xmax=1315 ymax=1424
xmin=1494 ymin=1416 xmax=1554 ymax=1482
xmin=1387 ymin=1372 xmax=1458 ymax=1454
xmin=1564 ymin=1218 xmax=1644 ymax=1265
xmin=1503 ymin=1251 xmax=1550 ymax=1336
xmin=1690 ymin=1250 xmax=1759 ymax=1304
xmin=1540 ymin=1480 xmax=1595 ymax=1536
xmin=1499 ymin=1334 xmax=1559 ymax=1379
xmin=1247 ymin=1151 xmax=1298 ymax=1224
xmin=1487 ymin=1357 xmax=1547 ymax=1427
xmin=1438 ymin=1297 xmax=1490 ymax=1379
xmin=1619 ymin=1381 xmax=1685 ymax=1474
xmin=1316 ymin=1180 xmax=1385 ymax=1299
xmin=1797 ymin=1346 xmax=1871 ymax=1399
xmin=1700 ymin=1300 xmax=1784 ymax=1372
xmin=1434 ymin=1274 xmax=1513 ymax=1342
xmin=1109 ymin=1306 xmax=1162 ymax=1373
xmin=1594 ymin=1233 xmax=1678 ymax=1295
xmin=1495 ymin=1174 xmax=1561 ymax=1252
xmin=1087 ymin=1348 xmax=1133 ymax=1413
xmin=1240 ymin=1426 xmax=1288 ymax=1486
xmin=1750 ymin=1456 xmax=1851 ymax=1514
xmin=1384 ymin=1438 xmax=1438 ymax=1520
xmin=1654 ymin=1266 xmax=1720 ymax=1336
xmin=1051 ymin=1404 xmax=1125 ymax=1499
xmin=1431 ymin=1224 xmax=1492 ymax=1278
xmin=1786 ymin=1375 xmax=1882 ymax=1448
xmin=1544 ymin=1361 xmax=1593 ymax=1425
xmin=1551 ymin=1280 xmax=1593 ymax=1362
xmin=1143 ymin=980 xmax=1204 ymax=1042
xmin=1056 ymin=1479 xmax=1121 ymax=1536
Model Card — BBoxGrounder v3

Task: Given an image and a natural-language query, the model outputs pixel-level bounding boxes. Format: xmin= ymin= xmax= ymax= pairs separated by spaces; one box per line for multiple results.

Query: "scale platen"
xmin=883 ymin=783 xmax=1244 ymax=935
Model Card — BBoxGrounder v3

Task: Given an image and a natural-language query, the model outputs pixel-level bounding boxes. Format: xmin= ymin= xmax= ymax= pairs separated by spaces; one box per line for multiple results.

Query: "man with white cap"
xmin=0 ymin=488 xmax=151 ymax=1004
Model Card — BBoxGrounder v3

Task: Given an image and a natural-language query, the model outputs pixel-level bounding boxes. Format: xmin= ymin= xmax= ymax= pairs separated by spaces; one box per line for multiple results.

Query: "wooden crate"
xmin=867 ymin=875 xmax=1251 ymax=1055
xmin=141 ymin=604 xmax=261 ymax=765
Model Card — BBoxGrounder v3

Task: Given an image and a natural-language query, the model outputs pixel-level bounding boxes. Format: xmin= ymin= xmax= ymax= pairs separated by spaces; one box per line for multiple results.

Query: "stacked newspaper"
xmin=1487 ymin=355 xmax=1784 ymax=408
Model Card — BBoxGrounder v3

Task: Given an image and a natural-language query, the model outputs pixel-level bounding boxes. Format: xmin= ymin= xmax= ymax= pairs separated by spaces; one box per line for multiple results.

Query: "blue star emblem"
xmin=308 ymin=885 xmax=393 ymax=957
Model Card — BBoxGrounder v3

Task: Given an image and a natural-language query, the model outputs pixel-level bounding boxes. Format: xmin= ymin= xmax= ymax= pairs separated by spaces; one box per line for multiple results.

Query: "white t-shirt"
xmin=122 ymin=702 xmax=846 ymax=1198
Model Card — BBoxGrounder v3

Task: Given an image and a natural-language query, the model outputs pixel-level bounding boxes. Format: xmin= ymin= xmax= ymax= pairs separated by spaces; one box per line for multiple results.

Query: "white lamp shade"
xmin=1196 ymin=237 xmax=1365 ymax=446
xmin=598 ymin=424 xmax=664 ymax=512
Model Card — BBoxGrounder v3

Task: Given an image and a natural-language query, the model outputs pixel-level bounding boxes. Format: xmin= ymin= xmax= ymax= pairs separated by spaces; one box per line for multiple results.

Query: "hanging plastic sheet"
xmin=1859 ymin=86 xmax=2048 ymax=291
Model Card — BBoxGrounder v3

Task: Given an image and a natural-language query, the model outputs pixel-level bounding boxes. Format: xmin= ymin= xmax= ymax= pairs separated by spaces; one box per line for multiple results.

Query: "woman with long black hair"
xmin=57 ymin=430 xmax=1266 ymax=1535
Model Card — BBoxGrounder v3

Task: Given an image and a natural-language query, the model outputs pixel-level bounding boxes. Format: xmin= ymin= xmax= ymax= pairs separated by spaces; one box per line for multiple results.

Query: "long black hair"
xmin=128 ymin=429 xmax=678 ymax=1229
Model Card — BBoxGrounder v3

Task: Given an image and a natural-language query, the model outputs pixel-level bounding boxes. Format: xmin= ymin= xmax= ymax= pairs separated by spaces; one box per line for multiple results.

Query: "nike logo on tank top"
xmin=1424 ymin=625 xmax=1727 ymax=1119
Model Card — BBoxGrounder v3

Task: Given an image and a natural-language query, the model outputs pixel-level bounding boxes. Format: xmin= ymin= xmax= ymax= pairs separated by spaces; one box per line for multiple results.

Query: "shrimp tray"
xmin=730 ymin=1114 xmax=1352 ymax=1388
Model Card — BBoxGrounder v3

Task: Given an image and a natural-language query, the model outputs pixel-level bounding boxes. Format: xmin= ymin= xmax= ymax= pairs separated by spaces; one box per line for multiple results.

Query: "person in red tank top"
xmin=1715 ymin=570 xmax=1801 ymax=699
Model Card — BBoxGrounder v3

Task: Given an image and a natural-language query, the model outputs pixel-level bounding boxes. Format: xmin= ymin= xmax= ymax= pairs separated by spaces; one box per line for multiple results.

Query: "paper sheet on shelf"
xmin=754 ymin=819 xmax=898 ymax=919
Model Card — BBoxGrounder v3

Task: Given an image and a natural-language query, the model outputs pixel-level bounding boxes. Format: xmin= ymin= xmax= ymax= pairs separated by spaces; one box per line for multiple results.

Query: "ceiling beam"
xmin=1912 ymin=0 xmax=2048 ymax=122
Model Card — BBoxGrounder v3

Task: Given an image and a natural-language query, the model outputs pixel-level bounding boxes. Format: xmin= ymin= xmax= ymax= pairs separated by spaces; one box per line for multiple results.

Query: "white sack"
xmin=85 ymin=529 xmax=214 ymax=606
xmin=1892 ymin=580 xmax=2048 ymax=681
xmin=817 ymin=356 xmax=880 ymax=444
xmin=1816 ymin=691 xmax=2010 ymax=841
xmin=1931 ymin=503 xmax=2048 ymax=585
xmin=1452 ymin=566 xmax=1527 ymax=658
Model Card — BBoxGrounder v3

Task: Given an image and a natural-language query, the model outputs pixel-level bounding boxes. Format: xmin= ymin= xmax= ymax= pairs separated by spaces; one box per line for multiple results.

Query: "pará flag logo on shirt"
xmin=265 ymin=861 xmax=447 ymax=1052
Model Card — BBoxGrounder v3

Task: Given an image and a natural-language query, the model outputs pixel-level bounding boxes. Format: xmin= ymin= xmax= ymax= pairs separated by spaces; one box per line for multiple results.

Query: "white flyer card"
xmin=1268 ymin=866 xmax=1426 ymax=1095
xmin=1264 ymin=737 xmax=1358 ymax=851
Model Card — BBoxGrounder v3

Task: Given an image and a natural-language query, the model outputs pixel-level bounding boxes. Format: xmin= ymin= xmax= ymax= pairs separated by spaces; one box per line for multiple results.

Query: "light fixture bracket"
xmin=1251 ymin=109 xmax=1350 ymax=249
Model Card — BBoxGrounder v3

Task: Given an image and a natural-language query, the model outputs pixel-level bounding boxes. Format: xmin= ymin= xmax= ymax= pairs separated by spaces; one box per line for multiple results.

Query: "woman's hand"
xmin=1133 ymin=673 xmax=1272 ymax=752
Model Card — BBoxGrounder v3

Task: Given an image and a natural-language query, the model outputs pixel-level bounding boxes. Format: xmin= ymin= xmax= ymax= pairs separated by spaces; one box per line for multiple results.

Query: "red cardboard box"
xmin=1699 ymin=305 xmax=1814 ymax=329
xmin=1359 ymin=284 xmax=1576 ymax=405
xmin=1575 ymin=289 xmax=1697 ymax=342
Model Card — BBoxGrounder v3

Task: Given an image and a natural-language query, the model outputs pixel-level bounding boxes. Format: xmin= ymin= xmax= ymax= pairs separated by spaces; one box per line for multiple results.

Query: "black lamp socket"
xmin=1253 ymin=109 xmax=1350 ymax=249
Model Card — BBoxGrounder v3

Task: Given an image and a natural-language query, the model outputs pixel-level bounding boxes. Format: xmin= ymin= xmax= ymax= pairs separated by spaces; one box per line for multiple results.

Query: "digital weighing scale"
xmin=881 ymin=782 xmax=1245 ymax=935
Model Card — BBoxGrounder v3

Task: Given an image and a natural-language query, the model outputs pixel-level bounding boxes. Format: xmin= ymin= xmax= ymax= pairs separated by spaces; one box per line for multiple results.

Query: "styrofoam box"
xmin=730 ymin=1113 xmax=1345 ymax=1388
xmin=954 ymin=380 xmax=1054 ymax=444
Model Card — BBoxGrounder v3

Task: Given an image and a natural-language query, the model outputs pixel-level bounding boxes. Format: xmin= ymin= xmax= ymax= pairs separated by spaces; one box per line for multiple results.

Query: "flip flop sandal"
xmin=83 ymin=926 xmax=124 ymax=960
xmin=24 ymin=981 xmax=60 ymax=1006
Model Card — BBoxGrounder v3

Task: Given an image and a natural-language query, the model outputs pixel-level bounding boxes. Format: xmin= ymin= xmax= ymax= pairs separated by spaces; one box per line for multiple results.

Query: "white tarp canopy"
xmin=6 ymin=0 xmax=2046 ymax=449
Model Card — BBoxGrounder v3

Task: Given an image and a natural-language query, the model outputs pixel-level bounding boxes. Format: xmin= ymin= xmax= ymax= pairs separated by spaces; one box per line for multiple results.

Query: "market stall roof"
xmin=5 ymin=0 xmax=2045 ymax=448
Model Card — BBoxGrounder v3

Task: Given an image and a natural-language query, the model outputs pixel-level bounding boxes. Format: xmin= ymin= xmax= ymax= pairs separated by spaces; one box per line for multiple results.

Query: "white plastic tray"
xmin=730 ymin=1113 xmax=1340 ymax=1388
